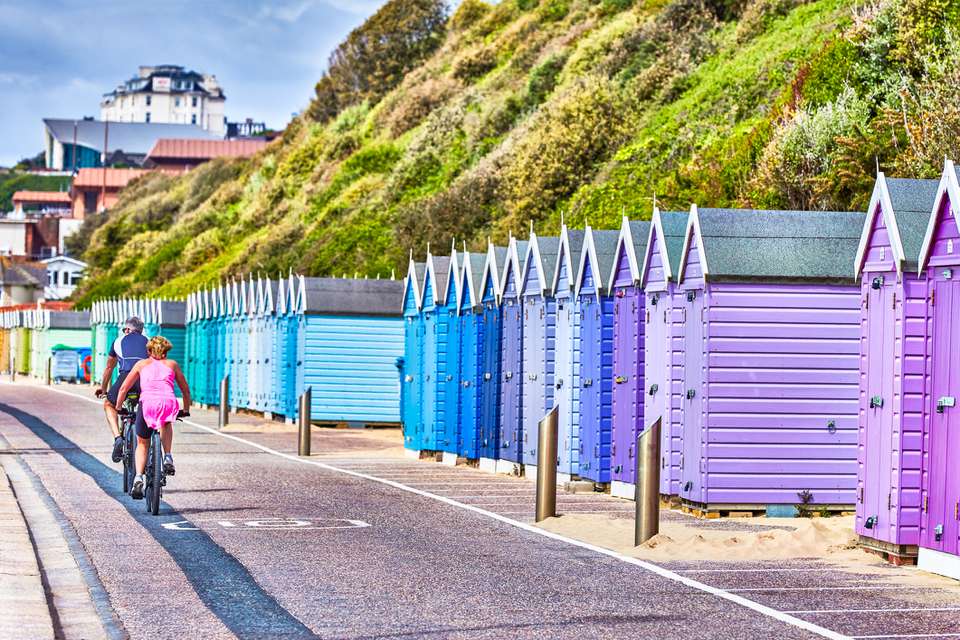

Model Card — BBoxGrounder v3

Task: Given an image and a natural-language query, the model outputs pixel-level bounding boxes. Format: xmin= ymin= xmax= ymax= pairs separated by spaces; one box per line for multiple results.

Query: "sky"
xmin=0 ymin=0 xmax=387 ymax=167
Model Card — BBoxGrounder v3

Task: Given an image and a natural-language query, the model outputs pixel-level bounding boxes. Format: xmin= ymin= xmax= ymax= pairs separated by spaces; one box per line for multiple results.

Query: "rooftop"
xmin=146 ymin=138 xmax=268 ymax=162
xmin=12 ymin=191 xmax=71 ymax=205
xmin=71 ymin=168 xmax=149 ymax=190
xmin=44 ymin=119 xmax=218 ymax=155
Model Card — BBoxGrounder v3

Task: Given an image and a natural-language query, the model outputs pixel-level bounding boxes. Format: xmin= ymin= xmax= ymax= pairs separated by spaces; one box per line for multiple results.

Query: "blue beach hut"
xmin=550 ymin=223 xmax=586 ymax=481
xmin=478 ymin=243 xmax=507 ymax=471
xmin=498 ymin=236 xmax=528 ymax=469
xmin=402 ymin=257 xmax=426 ymax=451
xmin=519 ymin=232 xmax=560 ymax=473
xmin=269 ymin=276 xmax=287 ymax=418
xmin=282 ymin=273 xmax=300 ymax=420
xmin=457 ymin=245 xmax=487 ymax=460
xmin=575 ymin=226 xmax=620 ymax=484
xmin=438 ymin=248 xmax=462 ymax=459
xmin=294 ymin=276 xmax=404 ymax=425
xmin=421 ymin=251 xmax=451 ymax=450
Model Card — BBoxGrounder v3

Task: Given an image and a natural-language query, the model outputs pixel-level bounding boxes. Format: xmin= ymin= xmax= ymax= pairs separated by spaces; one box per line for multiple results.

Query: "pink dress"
xmin=140 ymin=360 xmax=180 ymax=431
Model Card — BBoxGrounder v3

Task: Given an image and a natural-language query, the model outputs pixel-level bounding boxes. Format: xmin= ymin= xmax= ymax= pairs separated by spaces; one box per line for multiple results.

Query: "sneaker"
xmin=163 ymin=454 xmax=176 ymax=476
xmin=131 ymin=474 xmax=145 ymax=499
xmin=111 ymin=436 xmax=124 ymax=463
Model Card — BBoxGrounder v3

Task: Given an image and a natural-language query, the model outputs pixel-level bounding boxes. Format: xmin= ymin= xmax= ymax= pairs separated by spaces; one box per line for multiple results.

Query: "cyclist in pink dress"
xmin=115 ymin=336 xmax=191 ymax=499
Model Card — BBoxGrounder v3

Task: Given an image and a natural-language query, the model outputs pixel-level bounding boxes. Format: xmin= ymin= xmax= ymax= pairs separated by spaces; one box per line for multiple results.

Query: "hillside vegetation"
xmin=72 ymin=0 xmax=960 ymax=304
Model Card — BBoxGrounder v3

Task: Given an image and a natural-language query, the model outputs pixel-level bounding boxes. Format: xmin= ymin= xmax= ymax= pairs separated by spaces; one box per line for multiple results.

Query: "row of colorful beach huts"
xmin=398 ymin=163 xmax=960 ymax=579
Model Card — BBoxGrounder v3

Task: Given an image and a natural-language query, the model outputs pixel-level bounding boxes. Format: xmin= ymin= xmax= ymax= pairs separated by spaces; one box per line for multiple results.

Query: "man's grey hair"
xmin=124 ymin=316 xmax=144 ymax=333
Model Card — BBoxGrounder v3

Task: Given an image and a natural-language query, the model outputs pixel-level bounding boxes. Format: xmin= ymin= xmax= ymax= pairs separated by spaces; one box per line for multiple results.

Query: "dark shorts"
xmin=134 ymin=406 xmax=155 ymax=440
xmin=106 ymin=371 xmax=140 ymax=406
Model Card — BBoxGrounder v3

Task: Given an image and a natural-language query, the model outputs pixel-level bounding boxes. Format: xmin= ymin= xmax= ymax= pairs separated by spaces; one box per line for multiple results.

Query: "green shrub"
xmin=451 ymin=0 xmax=492 ymax=32
xmin=453 ymin=46 xmax=499 ymax=82
xmin=539 ymin=0 xmax=570 ymax=21
xmin=526 ymin=54 xmax=567 ymax=106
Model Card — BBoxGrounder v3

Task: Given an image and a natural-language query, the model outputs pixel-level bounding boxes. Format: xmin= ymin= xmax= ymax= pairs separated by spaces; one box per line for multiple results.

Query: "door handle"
xmin=614 ymin=375 xmax=627 ymax=384
xmin=937 ymin=396 xmax=956 ymax=413
xmin=870 ymin=395 xmax=883 ymax=409
xmin=649 ymin=383 xmax=658 ymax=395
xmin=686 ymin=388 xmax=696 ymax=400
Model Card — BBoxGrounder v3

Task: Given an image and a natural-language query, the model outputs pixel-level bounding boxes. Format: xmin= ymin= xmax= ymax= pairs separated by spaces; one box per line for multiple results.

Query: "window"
xmin=47 ymin=271 xmax=54 ymax=285
xmin=145 ymin=112 xmax=151 ymax=123
xmin=175 ymin=97 xmax=181 ymax=107
xmin=70 ymin=272 xmax=82 ymax=286
xmin=191 ymin=114 xmax=197 ymax=125
xmin=146 ymin=95 xmax=151 ymax=106
xmin=192 ymin=96 xmax=198 ymax=107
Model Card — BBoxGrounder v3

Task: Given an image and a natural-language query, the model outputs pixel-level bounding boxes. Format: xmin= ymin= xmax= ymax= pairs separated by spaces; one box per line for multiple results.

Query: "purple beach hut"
xmin=550 ymin=223 xmax=586 ymax=480
xmin=497 ymin=236 xmax=528 ymax=470
xmin=638 ymin=208 xmax=689 ymax=498
xmin=574 ymin=226 xmax=621 ymax=484
xmin=853 ymin=173 xmax=939 ymax=563
xmin=674 ymin=206 xmax=864 ymax=513
xmin=915 ymin=159 xmax=960 ymax=580
xmin=607 ymin=214 xmax=652 ymax=499
xmin=519 ymin=232 xmax=559 ymax=475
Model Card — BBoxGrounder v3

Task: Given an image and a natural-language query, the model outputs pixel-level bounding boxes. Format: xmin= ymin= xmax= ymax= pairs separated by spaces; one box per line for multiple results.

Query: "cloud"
xmin=258 ymin=0 xmax=317 ymax=23
xmin=0 ymin=72 xmax=39 ymax=86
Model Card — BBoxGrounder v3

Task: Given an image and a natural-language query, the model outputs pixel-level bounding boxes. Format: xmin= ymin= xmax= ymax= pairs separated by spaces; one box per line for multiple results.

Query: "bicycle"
xmin=118 ymin=394 xmax=139 ymax=494
xmin=141 ymin=409 xmax=188 ymax=516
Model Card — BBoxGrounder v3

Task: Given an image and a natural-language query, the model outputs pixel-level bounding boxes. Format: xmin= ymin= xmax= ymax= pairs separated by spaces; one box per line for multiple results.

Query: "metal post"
xmin=218 ymin=375 xmax=229 ymax=428
xmin=46 ymin=357 xmax=52 ymax=386
xmin=535 ymin=406 xmax=559 ymax=522
xmin=635 ymin=418 xmax=662 ymax=546
xmin=10 ymin=356 xmax=14 ymax=382
xmin=297 ymin=387 xmax=312 ymax=457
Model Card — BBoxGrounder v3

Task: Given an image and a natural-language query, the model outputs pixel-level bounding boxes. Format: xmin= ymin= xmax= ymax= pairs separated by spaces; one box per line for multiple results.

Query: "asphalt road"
xmin=0 ymin=383 xmax=957 ymax=640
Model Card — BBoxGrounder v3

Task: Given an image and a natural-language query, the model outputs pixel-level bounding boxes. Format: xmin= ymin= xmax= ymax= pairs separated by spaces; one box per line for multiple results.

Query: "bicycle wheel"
xmin=148 ymin=433 xmax=163 ymax=515
xmin=123 ymin=421 xmax=136 ymax=494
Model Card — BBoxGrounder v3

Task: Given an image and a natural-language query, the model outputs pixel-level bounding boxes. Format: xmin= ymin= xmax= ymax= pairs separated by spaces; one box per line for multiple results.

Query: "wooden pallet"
xmin=678 ymin=499 xmax=855 ymax=519
xmin=858 ymin=536 xmax=918 ymax=565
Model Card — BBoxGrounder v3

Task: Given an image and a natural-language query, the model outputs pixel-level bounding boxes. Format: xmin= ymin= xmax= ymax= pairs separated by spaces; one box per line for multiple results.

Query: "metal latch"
xmin=937 ymin=396 xmax=956 ymax=413
xmin=556 ymin=378 xmax=564 ymax=389
xmin=864 ymin=515 xmax=876 ymax=529
xmin=827 ymin=420 xmax=837 ymax=434
xmin=870 ymin=396 xmax=883 ymax=409
xmin=614 ymin=375 xmax=628 ymax=384
xmin=936 ymin=523 xmax=944 ymax=542
xmin=871 ymin=276 xmax=884 ymax=289
xmin=528 ymin=373 xmax=538 ymax=381
xmin=462 ymin=380 xmax=471 ymax=388
xmin=686 ymin=388 xmax=696 ymax=400
xmin=483 ymin=372 xmax=492 ymax=381
xmin=404 ymin=375 xmax=414 ymax=382
xmin=583 ymin=378 xmax=593 ymax=387
xmin=686 ymin=291 xmax=696 ymax=302
xmin=650 ymin=294 xmax=659 ymax=305
xmin=446 ymin=375 xmax=453 ymax=381
xmin=649 ymin=383 xmax=658 ymax=396
xmin=505 ymin=371 xmax=513 ymax=381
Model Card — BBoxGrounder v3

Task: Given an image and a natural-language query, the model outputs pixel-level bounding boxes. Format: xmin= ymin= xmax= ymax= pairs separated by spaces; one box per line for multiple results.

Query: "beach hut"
xmin=401 ymin=257 xmax=425 ymax=450
xmin=606 ymin=215 xmax=654 ymax=497
xmin=550 ymin=224 xmax=586 ymax=480
xmin=914 ymin=160 xmax=960 ymax=578
xmin=498 ymin=236 xmax=528 ymax=468
xmin=574 ymin=226 xmax=620 ymax=484
xmin=634 ymin=209 xmax=689 ymax=499
xmin=26 ymin=309 xmax=91 ymax=380
xmin=439 ymin=249 xmax=462 ymax=458
xmin=282 ymin=273 xmax=301 ymax=419
xmin=853 ymin=173 xmax=939 ymax=562
xmin=268 ymin=277 xmax=286 ymax=417
xmin=420 ymin=252 xmax=452 ymax=450
xmin=478 ymin=244 xmax=507 ymax=470
xmin=519 ymin=233 xmax=559 ymax=472
xmin=673 ymin=206 xmax=864 ymax=513
xmin=457 ymin=247 xmax=485 ymax=460
xmin=295 ymin=276 xmax=404 ymax=425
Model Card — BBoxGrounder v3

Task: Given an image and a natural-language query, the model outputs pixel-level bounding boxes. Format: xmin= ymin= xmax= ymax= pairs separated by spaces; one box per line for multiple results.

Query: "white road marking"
xmin=788 ymin=607 xmax=960 ymax=614
xmin=678 ymin=568 xmax=838 ymax=574
xmin=729 ymin=585 xmax=916 ymax=592
xmin=160 ymin=517 xmax=371 ymax=531
xmin=852 ymin=634 xmax=960 ymax=639
xmin=35 ymin=386 xmax=853 ymax=640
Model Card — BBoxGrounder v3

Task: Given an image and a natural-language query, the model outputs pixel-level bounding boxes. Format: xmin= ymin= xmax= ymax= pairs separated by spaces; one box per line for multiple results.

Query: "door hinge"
xmin=956 ymin=502 xmax=959 ymax=520
xmin=923 ymin=495 xmax=928 ymax=512
xmin=858 ymin=486 xmax=863 ymax=503
xmin=645 ymin=310 xmax=650 ymax=323
xmin=888 ymin=492 xmax=892 ymax=510
xmin=931 ymin=290 xmax=936 ymax=306
xmin=892 ymin=291 xmax=896 ymax=309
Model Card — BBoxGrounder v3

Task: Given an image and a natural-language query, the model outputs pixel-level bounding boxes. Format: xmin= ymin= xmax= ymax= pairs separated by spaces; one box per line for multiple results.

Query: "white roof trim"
xmin=854 ymin=173 xmax=907 ymax=278
xmin=500 ymin=236 xmax=524 ymax=300
xmin=574 ymin=224 xmax=603 ymax=302
xmin=479 ymin=241 xmax=501 ymax=304
xmin=639 ymin=206 xmax=670 ymax=288
xmin=607 ymin=215 xmax=636 ymax=289
xmin=519 ymin=232 xmax=547 ymax=297
xmin=551 ymin=223 xmax=577 ymax=297
xmin=423 ymin=251 xmax=442 ymax=310
xmin=677 ymin=204 xmax=708 ymax=284
xmin=443 ymin=249 xmax=460 ymax=312
xmin=918 ymin=159 xmax=960 ymax=273
xmin=401 ymin=257 xmax=422 ymax=313
xmin=459 ymin=250 xmax=478 ymax=310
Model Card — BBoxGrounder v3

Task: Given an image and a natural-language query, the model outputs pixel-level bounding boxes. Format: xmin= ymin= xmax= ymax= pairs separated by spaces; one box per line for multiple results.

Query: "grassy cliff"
xmin=73 ymin=0 xmax=960 ymax=304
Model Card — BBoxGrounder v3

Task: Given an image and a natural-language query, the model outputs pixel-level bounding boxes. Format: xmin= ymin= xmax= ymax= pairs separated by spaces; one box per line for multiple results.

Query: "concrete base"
xmin=495 ymin=459 xmax=520 ymax=476
xmin=557 ymin=472 xmax=572 ymax=484
xmin=918 ymin=547 xmax=960 ymax=581
xmin=610 ymin=480 xmax=636 ymax=500
xmin=441 ymin=451 xmax=458 ymax=466
xmin=524 ymin=464 xmax=536 ymax=479
xmin=403 ymin=448 xmax=421 ymax=460
xmin=479 ymin=458 xmax=497 ymax=474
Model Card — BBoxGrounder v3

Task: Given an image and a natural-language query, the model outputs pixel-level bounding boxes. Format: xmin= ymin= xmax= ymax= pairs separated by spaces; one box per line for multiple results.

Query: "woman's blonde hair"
xmin=147 ymin=336 xmax=173 ymax=359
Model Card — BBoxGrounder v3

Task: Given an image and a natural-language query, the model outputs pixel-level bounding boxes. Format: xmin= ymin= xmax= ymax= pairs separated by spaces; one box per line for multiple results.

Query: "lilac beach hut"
xmin=915 ymin=160 xmax=960 ymax=579
xmin=638 ymin=209 xmax=689 ymax=498
xmin=606 ymin=215 xmax=652 ymax=499
xmin=674 ymin=206 xmax=864 ymax=512
xmin=853 ymin=173 xmax=938 ymax=562
xmin=498 ymin=236 xmax=528 ymax=469
xmin=551 ymin=223 xmax=586 ymax=480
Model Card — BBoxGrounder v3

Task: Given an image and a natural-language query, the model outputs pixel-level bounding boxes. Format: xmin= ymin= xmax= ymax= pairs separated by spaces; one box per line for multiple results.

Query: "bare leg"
xmin=103 ymin=402 xmax=120 ymax=438
xmin=160 ymin=422 xmax=173 ymax=454
xmin=135 ymin=436 xmax=150 ymax=474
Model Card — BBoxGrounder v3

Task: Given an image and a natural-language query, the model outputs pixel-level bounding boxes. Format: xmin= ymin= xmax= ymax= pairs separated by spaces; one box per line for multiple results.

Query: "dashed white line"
xmin=33 ymin=385 xmax=853 ymax=640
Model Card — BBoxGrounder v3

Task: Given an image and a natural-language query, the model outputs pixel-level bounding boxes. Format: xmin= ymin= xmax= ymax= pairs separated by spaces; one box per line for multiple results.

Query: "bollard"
xmin=46 ymin=357 xmax=52 ymax=386
xmin=535 ymin=406 xmax=559 ymax=522
xmin=635 ymin=418 xmax=662 ymax=546
xmin=297 ymin=387 xmax=312 ymax=457
xmin=218 ymin=375 xmax=230 ymax=428
xmin=10 ymin=356 xmax=15 ymax=382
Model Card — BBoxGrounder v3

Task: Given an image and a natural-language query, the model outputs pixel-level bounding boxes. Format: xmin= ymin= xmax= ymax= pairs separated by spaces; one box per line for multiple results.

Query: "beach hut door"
xmin=923 ymin=278 xmax=960 ymax=554
xmin=681 ymin=289 xmax=704 ymax=501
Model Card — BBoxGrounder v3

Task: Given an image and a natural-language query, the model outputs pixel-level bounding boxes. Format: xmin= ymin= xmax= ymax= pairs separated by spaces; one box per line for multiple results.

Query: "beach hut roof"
xmin=479 ymin=242 xmax=506 ymax=303
xmin=609 ymin=214 xmax=653 ymax=286
xmin=577 ymin=226 xmax=622 ymax=298
xmin=918 ymin=159 xmax=960 ymax=273
xmin=461 ymin=250 xmax=488 ymax=309
xmin=424 ymin=253 xmax=451 ymax=309
xmin=441 ymin=249 xmax=460 ymax=308
xmin=47 ymin=310 xmax=90 ymax=330
xmin=521 ymin=233 xmax=560 ymax=296
xmin=402 ymin=257 xmax=423 ymax=312
xmin=679 ymin=205 xmax=864 ymax=283
xmin=855 ymin=173 xmax=939 ymax=277
xmin=500 ymin=237 xmax=529 ymax=297
xmin=551 ymin=224 xmax=586 ymax=295
xmin=300 ymin=277 xmax=403 ymax=316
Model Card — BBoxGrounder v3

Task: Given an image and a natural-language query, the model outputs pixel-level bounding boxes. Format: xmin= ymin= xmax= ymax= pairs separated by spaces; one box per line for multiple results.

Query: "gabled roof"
xmin=441 ymin=249 xmax=461 ymax=309
xmin=0 ymin=257 xmax=44 ymax=288
xmin=608 ymin=214 xmax=654 ymax=286
xmin=576 ymin=226 xmax=621 ymax=298
xmin=44 ymin=118 xmax=217 ymax=155
xmin=551 ymin=224 xmax=586 ymax=296
xmin=479 ymin=242 xmax=507 ymax=303
xmin=918 ymin=159 xmax=960 ymax=273
xmin=47 ymin=310 xmax=90 ymax=330
xmin=678 ymin=205 xmax=864 ymax=283
xmin=520 ymin=233 xmax=560 ymax=297
xmin=855 ymin=173 xmax=940 ymax=277
xmin=460 ymin=250 xmax=488 ymax=309
xmin=299 ymin=276 xmax=403 ymax=316
xmin=500 ymin=237 xmax=528 ymax=299
xmin=12 ymin=191 xmax=71 ymax=205
xmin=401 ymin=258 xmax=425 ymax=313
xmin=423 ymin=252 xmax=451 ymax=309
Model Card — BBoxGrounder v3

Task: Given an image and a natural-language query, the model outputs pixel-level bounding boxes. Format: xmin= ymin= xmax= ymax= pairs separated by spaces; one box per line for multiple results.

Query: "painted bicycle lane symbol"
xmin=162 ymin=517 xmax=371 ymax=531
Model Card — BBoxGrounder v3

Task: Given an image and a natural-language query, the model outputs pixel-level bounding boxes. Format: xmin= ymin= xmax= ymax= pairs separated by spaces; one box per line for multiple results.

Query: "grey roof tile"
xmin=591 ymin=229 xmax=621 ymax=294
xmin=884 ymin=177 xmax=939 ymax=269
xmin=48 ymin=310 xmax=90 ymax=330
xmin=302 ymin=277 xmax=403 ymax=316
xmin=660 ymin=211 xmax=688 ymax=279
